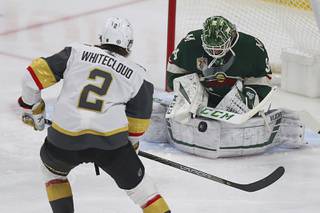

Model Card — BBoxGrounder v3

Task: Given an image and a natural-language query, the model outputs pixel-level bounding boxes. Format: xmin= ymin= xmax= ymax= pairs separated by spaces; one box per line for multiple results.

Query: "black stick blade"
xmin=139 ymin=151 xmax=285 ymax=192
xmin=230 ymin=166 xmax=285 ymax=192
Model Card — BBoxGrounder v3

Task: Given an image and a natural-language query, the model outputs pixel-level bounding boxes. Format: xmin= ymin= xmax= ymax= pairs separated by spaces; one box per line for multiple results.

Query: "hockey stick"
xmin=196 ymin=87 xmax=277 ymax=124
xmin=138 ymin=150 xmax=285 ymax=192
xmin=162 ymin=78 xmax=276 ymax=125
xmin=45 ymin=119 xmax=285 ymax=191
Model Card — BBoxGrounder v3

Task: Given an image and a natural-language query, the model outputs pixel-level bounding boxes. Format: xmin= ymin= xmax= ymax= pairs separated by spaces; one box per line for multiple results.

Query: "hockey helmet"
xmin=99 ymin=17 xmax=133 ymax=54
xmin=201 ymin=16 xmax=239 ymax=58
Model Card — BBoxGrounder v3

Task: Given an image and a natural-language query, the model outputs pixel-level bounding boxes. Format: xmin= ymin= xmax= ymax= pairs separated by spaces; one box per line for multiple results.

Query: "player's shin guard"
xmin=126 ymin=175 xmax=170 ymax=213
xmin=41 ymin=164 xmax=74 ymax=213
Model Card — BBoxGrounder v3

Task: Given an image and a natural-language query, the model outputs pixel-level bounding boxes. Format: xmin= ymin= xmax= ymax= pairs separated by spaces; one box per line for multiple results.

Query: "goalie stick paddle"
xmin=138 ymin=151 xmax=285 ymax=192
xmin=197 ymin=87 xmax=277 ymax=124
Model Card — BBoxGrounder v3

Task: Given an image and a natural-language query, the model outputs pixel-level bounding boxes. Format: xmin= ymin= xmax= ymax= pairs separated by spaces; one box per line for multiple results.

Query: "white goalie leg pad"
xmin=218 ymin=109 xmax=284 ymax=157
xmin=143 ymin=88 xmax=174 ymax=143
xmin=278 ymin=108 xmax=306 ymax=148
xmin=167 ymin=109 xmax=301 ymax=158
xmin=142 ymin=102 xmax=169 ymax=143
xmin=40 ymin=163 xmax=67 ymax=183
xmin=126 ymin=174 xmax=159 ymax=207
xmin=167 ymin=117 xmax=221 ymax=159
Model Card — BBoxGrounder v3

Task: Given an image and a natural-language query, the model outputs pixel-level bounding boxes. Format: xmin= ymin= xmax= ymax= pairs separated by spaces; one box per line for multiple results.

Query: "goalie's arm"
xmin=166 ymin=34 xmax=195 ymax=91
xmin=166 ymin=58 xmax=191 ymax=91
xmin=244 ymin=37 xmax=273 ymax=102
xmin=244 ymin=77 xmax=272 ymax=104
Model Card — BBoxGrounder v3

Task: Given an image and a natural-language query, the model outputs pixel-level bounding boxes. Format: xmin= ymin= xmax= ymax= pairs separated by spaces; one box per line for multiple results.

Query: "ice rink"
xmin=1 ymin=0 xmax=320 ymax=212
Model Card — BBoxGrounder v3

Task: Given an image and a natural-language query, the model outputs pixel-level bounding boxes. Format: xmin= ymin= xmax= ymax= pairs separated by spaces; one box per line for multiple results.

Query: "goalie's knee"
xmin=126 ymin=175 xmax=170 ymax=213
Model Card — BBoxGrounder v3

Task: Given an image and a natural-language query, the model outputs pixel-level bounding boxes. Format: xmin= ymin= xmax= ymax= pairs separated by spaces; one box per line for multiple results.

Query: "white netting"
xmin=174 ymin=0 xmax=320 ymax=72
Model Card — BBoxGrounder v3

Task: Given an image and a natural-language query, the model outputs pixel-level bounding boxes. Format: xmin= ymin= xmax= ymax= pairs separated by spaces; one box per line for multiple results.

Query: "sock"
xmin=45 ymin=179 xmax=74 ymax=213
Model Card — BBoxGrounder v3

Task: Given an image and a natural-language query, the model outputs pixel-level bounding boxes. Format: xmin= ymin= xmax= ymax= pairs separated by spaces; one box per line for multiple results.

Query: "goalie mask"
xmin=99 ymin=17 xmax=134 ymax=54
xmin=201 ymin=16 xmax=239 ymax=58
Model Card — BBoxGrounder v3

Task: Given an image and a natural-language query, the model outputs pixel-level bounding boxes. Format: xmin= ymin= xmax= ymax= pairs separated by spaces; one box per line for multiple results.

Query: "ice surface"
xmin=0 ymin=0 xmax=320 ymax=212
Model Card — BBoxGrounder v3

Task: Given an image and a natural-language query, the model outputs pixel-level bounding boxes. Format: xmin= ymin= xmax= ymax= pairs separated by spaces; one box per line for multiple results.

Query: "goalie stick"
xmin=162 ymin=75 xmax=277 ymax=125
xmin=138 ymin=151 xmax=285 ymax=192
xmin=196 ymin=87 xmax=277 ymax=124
xmin=161 ymin=86 xmax=276 ymax=125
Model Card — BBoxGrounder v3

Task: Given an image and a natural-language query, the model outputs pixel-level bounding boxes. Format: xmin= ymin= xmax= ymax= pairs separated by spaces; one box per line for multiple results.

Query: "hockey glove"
xmin=18 ymin=97 xmax=46 ymax=131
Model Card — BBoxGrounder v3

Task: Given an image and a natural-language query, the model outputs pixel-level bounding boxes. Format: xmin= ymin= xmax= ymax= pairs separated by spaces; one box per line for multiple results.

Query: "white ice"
xmin=0 ymin=0 xmax=320 ymax=212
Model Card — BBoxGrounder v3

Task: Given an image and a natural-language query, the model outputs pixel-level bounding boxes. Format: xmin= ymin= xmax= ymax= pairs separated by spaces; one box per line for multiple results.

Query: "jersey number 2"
xmin=78 ymin=69 xmax=112 ymax=112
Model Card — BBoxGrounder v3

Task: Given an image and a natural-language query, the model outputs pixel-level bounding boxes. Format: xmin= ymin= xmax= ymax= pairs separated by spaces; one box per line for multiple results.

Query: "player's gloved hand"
xmin=18 ymin=97 xmax=46 ymax=131
xmin=241 ymin=86 xmax=259 ymax=109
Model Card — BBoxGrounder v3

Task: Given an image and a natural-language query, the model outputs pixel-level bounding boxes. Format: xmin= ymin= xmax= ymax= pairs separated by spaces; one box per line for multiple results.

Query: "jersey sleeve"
xmin=26 ymin=47 xmax=72 ymax=90
xmin=245 ymin=38 xmax=273 ymax=101
xmin=253 ymin=38 xmax=272 ymax=78
xmin=166 ymin=33 xmax=195 ymax=91
xmin=125 ymin=80 xmax=154 ymax=140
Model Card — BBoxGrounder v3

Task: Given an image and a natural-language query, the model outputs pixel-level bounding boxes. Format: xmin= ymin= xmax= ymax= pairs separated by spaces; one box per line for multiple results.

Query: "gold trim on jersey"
xmin=30 ymin=58 xmax=57 ymax=88
xmin=127 ymin=117 xmax=150 ymax=134
xmin=52 ymin=122 xmax=128 ymax=137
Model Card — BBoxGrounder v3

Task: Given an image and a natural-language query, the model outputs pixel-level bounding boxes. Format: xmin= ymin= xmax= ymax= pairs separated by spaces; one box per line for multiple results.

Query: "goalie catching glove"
xmin=18 ymin=97 xmax=46 ymax=131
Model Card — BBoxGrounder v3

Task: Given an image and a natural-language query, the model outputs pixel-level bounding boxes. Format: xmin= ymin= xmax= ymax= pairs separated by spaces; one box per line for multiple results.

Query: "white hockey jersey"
xmin=22 ymin=43 xmax=153 ymax=150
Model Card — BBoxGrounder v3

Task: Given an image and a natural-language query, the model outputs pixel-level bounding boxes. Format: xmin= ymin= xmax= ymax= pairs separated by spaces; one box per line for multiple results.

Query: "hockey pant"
xmin=40 ymin=139 xmax=170 ymax=213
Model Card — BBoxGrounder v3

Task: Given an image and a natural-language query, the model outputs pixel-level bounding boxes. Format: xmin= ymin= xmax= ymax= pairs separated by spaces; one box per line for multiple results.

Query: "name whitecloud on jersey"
xmin=81 ymin=50 xmax=133 ymax=79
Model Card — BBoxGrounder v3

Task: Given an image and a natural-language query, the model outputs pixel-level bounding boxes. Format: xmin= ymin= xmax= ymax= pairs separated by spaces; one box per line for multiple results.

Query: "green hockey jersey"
xmin=167 ymin=30 xmax=272 ymax=107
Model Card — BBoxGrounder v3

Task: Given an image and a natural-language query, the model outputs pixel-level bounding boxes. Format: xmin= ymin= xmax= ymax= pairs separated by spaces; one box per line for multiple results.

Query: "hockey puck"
xmin=198 ymin=121 xmax=207 ymax=132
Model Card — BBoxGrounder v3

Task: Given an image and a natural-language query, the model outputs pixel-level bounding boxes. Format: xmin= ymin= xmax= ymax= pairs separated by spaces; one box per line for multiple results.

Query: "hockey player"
xmin=167 ymin=16 xmax=272 ymax=109
xmin=18 ymin=17 xmax=170 ymax=213
xmin=150 ymin=16 xmax=305 ymax=158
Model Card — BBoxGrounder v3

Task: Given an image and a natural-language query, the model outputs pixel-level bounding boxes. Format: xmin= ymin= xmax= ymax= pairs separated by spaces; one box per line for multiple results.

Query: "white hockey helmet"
xmin=99 ymin=17 xmax=133 ymax=54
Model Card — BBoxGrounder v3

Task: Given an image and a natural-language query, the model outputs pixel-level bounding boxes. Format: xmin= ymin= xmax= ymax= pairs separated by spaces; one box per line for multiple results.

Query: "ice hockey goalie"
xmin=143 ymin=74 xmax=306 ymax=159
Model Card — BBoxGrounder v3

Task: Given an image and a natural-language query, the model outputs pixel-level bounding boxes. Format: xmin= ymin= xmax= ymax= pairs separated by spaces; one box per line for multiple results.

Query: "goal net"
xmin=167 ymin=0 xmax=320 ymax=73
